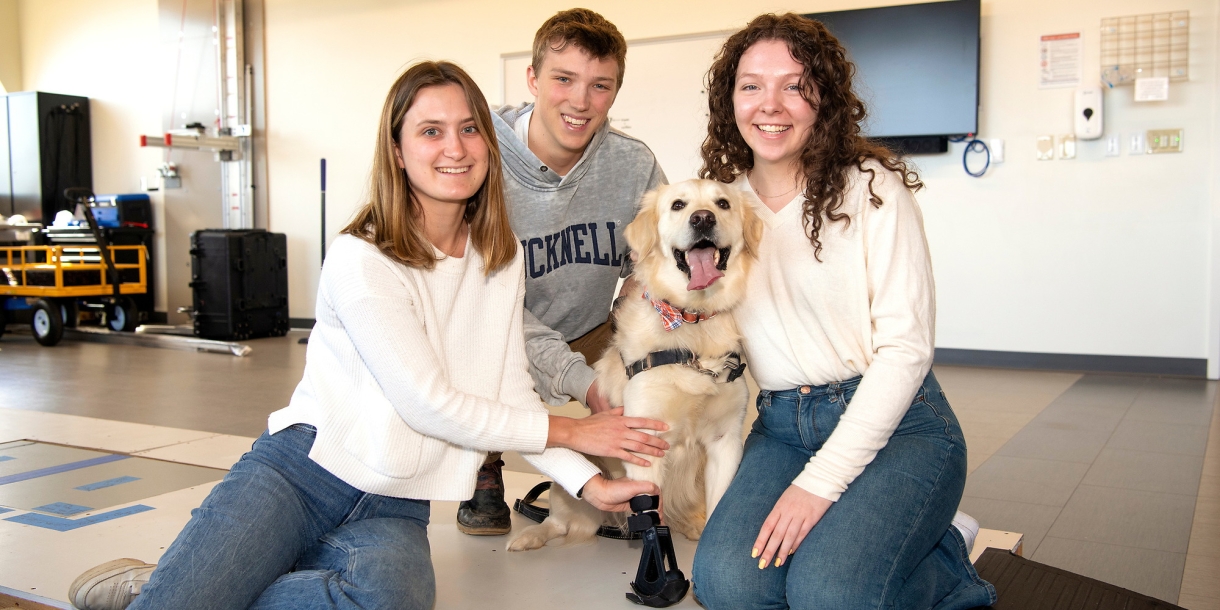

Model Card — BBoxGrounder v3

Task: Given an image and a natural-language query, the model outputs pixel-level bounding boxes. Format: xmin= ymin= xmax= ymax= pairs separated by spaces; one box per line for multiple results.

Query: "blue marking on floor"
xmin=0 ymin=507 xmax=11 ymax=514
xmin=0 ymin=456 xmax=14 ymax=462
xmin=4 ymin=504 xmax=155 ymax=531
xmin=0 ymin=454 xmax=129 ymax=486
xmin=34 ymin=502 xmax=93 ymax=516
xmin=76 ymin=476 xmax=141 ymax=491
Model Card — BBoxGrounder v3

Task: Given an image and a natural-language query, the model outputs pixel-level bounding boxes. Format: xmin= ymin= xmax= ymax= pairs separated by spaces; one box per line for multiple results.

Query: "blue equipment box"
xmin=89 ymin=206 xmax=121 ymax=228
xmin=92 ymin=194 xmax=152 ymax=228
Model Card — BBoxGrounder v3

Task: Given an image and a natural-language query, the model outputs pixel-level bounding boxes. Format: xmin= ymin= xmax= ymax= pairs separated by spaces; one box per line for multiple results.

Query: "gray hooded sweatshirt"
xmin=493 ymin=103 xmax=666 ymax=405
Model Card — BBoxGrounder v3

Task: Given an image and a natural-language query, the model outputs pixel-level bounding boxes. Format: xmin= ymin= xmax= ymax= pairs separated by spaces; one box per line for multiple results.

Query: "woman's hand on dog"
xmin=752 ymin=485 xmax=833 ymax=569
xmin=580 ymin=474 xmax=661 ymax=512
xmin=547 ymin=407 xmax=670 ymax=467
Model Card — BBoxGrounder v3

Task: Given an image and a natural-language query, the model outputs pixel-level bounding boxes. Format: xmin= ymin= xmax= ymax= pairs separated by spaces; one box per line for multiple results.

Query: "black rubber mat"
xmin=971 ymin=548 xmax=1186 ymax=610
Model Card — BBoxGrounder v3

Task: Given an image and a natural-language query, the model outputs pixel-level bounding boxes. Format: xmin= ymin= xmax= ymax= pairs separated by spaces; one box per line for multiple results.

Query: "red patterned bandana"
xmin=645 ymin=292 xmax=716 ymax=332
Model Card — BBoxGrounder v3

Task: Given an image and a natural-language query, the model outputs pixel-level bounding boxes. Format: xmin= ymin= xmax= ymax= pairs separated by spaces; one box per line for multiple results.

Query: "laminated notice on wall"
xmin=1134 ymin=76 xmax=1169 ymax=102
xmin=1040 ymin=33 xmax=1082 ymax=88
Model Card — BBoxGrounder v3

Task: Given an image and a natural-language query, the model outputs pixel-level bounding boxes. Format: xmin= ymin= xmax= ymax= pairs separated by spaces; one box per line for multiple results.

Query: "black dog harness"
xmin=625 ymin=348 xmax=746 ymax=383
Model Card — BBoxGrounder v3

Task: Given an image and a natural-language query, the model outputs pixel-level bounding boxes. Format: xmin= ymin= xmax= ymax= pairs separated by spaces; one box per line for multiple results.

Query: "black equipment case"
xmin=189 ymin=229 xmax=289 ymax=340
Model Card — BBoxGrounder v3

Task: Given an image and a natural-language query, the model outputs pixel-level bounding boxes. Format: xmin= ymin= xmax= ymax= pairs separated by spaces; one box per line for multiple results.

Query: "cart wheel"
xmin=107 ymin=298 xmax=139 ymax=332
xmin=60 ymin=300 xmax=79 ymax=328
xmin=32 ymin=299 xmax=64 ymax=346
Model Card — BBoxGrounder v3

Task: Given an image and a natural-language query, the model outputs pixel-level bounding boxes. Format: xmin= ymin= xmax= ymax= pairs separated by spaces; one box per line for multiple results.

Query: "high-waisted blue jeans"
xmin=130 ymin=424 xmax=434 ymax=610
xmin=692 ymin=372 xmax=996 ymax=610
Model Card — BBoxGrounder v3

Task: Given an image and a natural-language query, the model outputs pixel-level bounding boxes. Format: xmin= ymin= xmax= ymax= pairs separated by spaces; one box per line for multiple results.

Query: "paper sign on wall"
xmin=1134 ymin=77 xmax=1170 ymax=102
xmin=1040 ymin=33 xmax=1082 ymax=88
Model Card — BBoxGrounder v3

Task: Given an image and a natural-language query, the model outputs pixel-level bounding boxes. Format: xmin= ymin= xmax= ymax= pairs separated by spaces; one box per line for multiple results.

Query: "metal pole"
xmin=320 ymin=158 xmax=327 ymax=266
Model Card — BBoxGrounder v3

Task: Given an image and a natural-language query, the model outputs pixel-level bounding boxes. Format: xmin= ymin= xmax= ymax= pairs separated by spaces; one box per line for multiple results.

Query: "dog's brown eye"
xmin=671 ymin=199 xmax=687 ymax=210
xmin=716 ymin=198 xmax=731 ymax=210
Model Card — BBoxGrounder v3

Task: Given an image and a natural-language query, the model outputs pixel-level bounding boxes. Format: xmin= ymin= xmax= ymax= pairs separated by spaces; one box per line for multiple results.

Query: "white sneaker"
xmin=951 ymin=510 xmax=980 ymax=554
xmin=68 ymin=558 xmax=156 ymax=610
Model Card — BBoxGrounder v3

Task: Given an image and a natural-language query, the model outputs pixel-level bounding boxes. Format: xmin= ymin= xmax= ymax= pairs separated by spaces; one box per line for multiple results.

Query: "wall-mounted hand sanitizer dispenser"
xmin=1075 ymin=87 xmax=1103 ymax=140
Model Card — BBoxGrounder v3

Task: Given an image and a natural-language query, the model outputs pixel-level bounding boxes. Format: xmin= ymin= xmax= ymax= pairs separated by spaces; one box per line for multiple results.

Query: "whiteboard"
xmin=502 ymin=31 xmax=732 ymax=182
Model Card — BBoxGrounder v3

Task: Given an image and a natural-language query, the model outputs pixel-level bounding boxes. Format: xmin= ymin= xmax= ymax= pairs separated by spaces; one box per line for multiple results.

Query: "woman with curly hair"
xmin=690 ymin=14 xmax=996 ymax=610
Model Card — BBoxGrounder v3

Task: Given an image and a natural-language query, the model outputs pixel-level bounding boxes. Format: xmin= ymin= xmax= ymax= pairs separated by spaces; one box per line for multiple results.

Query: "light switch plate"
xmin=1129 ymin=132 xmax=1146 ymax=155
xmin=1058 ymin=134 xmax=1077 ymax=159
xmin=1147 ymin=129 xmax=1183 ymax=153
xmin=1036 ymin=135 xmax=1054 ymax=160
xmin=1105 ymin=134 xmax=1121 ymax=157
xmin=989 ymin=139 xmax=1005 ymax=163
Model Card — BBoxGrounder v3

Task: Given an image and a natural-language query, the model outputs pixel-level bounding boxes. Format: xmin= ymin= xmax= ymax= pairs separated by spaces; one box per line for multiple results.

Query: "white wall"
xmin=15 ymin=0 xmax=1220 ymax=373
xmin=18 ymin=0 xmax=164 ymax=195
xmin=923 ymin=1 xmax=1215 ymax=364
xmin=1210 ymin=6 xmax=1220 ymax=378
xmin=260 ymin=0 xmax=838 ymax=321
xmin=0 ymin=0 xmax=22 ymax=93
xmin=16 ymin=0 xmax=172 ymax=311
xmin=262 ymin=0 xmax=1219 ymax=369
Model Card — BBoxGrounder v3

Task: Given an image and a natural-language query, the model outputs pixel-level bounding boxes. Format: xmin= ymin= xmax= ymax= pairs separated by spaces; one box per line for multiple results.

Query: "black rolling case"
xmin=189 ymin=229 xmax=289 ymax=340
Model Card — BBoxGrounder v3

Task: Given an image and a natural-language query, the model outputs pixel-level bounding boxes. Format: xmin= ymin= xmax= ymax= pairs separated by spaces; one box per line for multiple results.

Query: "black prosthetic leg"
xmin=626 ymin=495 xmax=689 ymax=607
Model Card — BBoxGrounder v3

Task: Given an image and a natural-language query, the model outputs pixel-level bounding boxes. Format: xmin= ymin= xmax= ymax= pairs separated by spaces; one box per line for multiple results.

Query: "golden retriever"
xmin=508 ymin=179 xmax=763 ymax=550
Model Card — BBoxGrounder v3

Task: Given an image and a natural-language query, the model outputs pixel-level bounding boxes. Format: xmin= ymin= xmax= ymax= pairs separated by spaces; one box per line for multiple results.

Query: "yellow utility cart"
xmin=0 ymin=243 xmax=148 ymax=346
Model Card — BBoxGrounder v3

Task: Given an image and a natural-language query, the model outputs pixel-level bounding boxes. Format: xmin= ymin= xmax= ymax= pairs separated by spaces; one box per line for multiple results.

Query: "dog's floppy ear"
xmin=625 ymin=189 xmax=661 ymax=262
xmin=740 ymin=192 xmax=765 ymax=260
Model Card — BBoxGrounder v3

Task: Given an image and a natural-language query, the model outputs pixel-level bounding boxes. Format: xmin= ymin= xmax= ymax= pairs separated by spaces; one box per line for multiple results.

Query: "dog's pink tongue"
xmin=686 ymin=247 xmax=723 ymax=291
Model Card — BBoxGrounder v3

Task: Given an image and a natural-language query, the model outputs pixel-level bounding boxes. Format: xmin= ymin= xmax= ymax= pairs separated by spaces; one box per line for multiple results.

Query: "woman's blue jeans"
xmin=130 ymin=424 xmax=435 ymax=610
xmin=692 ymin=372 xmax=996 ymax=610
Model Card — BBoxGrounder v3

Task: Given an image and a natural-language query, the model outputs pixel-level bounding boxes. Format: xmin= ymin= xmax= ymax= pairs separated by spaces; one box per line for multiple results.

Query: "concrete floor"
xmin=0 ymin=329 xmax=1216 ymax=608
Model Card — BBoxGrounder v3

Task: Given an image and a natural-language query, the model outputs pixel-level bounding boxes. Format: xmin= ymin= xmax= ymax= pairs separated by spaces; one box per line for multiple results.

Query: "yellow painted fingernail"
xmin=789 ymin=549 xmax=796 ymax=555
xmin=751 ymin=548 xmax=759 ymax=558
xmin=775 ymin=557 xmax=784 ymax=567
xmin=758 ymin=558 xmax=766 ymax=569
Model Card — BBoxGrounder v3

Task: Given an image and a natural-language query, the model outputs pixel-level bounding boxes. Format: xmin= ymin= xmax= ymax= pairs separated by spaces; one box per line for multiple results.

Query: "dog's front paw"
xmin=506 ymin=525 xmax=553 ymax=552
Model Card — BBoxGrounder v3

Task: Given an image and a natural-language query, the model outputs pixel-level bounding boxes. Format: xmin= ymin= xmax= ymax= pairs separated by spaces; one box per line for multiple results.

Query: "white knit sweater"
xmin=268 ymin=234 xmax=600 ymax=501
xmin=733 ymin=162 xmax=936 ymax=502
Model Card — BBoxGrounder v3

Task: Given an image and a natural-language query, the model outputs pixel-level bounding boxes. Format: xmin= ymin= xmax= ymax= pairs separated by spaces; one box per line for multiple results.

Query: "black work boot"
xmin=456 ymin=457 xmax=511 ymax=535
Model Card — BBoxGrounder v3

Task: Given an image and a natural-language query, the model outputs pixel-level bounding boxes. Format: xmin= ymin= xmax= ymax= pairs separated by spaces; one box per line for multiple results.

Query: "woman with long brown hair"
xmin=691 ymin=14 xmax=996 ymax=610
xmin=68 ymin=61 xmax=668 ymax=610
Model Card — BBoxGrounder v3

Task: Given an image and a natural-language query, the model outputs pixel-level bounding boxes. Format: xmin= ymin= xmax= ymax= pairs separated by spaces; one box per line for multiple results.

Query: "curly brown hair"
xmin=700 ymin=13 xmax=923 ymax=260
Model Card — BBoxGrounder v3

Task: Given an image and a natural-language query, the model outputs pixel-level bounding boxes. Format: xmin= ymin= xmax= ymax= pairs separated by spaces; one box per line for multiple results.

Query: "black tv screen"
xmin=804 ymin=0 xmax=980 ymax=148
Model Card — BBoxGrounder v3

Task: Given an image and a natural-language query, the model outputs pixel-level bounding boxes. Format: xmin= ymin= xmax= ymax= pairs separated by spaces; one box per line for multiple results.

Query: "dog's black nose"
xmin=690 ymin=210 xmax=716 ymax=230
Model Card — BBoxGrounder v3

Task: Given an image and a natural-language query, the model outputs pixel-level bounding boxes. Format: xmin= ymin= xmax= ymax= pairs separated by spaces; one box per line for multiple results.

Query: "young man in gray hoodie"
xmin=457 ymin=8 xmax=667 ymax=535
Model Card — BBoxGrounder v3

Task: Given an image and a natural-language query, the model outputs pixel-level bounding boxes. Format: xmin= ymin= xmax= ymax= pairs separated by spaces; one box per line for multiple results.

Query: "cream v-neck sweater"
xmin=269 ymin=234 xmax=600 ymax=501
xmin=733 ymin=162 xmax=936 ymax=502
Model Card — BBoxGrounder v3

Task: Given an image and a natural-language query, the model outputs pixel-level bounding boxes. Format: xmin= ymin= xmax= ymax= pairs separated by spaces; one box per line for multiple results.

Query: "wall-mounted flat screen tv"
xmin=804 ymin=0 xmax=980 ymax=154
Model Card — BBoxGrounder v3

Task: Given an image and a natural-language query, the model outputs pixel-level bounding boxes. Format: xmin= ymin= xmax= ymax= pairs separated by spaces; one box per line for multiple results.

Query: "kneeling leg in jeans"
xmin=693 ymin=426 xmax=986 ymax=610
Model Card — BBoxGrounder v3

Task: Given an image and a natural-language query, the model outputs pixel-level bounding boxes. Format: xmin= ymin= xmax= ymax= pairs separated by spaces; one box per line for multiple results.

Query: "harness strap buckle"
xmin=625 ymin=349 xmax=746 ymax=383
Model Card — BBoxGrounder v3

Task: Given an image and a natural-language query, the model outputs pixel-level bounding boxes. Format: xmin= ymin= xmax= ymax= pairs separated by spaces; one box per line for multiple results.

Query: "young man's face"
xmin=526 ymin=44 xmax=619 ymax=164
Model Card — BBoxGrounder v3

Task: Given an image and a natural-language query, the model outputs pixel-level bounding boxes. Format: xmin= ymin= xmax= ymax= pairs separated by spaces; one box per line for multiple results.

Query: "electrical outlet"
xmin=1105 ymin=134 xmax=1121 ymax=157
xmin=1058 ymin=134 xmax=1077 ymax=159
xmin=1036 ymin=135 xmax=1054 ymax=160
xmin=1147 ymin=129 xmax=1183 ymax=153
xmin=1129 ymin=132 xmax=1146 ymax=155
xmin=989 ymin=139 xmax=1005 ymax=163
